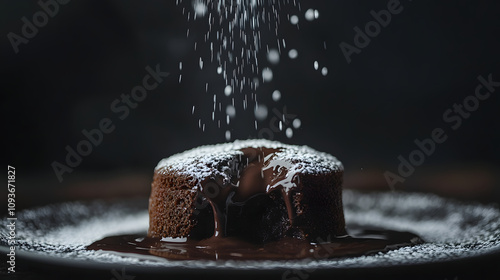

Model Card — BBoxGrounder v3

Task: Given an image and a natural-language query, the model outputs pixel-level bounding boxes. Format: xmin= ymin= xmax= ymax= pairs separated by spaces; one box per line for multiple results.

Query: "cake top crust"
xmin=155 ymin=139 xmax=343 ymax=192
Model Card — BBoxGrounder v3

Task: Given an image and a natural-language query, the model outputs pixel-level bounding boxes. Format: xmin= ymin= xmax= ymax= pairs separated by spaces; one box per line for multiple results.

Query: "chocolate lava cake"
xmin=148 ymin=139 xmax=345 ymax=243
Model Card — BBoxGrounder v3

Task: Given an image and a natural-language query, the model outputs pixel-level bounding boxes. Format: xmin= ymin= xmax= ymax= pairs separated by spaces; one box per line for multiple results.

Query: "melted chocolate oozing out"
xmin=87 ymin=227 xmax=423 ymax=261
xmin=194 ymin=147 xmax=303 ymax=241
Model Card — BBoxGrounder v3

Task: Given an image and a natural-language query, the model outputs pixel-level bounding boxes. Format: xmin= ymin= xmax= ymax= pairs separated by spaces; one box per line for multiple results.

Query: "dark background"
xmin=1 ymin=1 xmax=500 ymax=279
xmin=2 ymin=0 xmax=500 ymax=208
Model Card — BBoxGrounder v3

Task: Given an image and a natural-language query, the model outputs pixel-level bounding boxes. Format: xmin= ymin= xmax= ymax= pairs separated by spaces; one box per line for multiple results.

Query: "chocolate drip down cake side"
xmin=149 ymin=139 xmax=346 ymax=243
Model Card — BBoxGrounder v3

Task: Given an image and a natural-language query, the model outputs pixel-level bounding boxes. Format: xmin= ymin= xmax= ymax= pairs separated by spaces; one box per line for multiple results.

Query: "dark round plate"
xmin=1 ymin=190 xmax=500 ymax=278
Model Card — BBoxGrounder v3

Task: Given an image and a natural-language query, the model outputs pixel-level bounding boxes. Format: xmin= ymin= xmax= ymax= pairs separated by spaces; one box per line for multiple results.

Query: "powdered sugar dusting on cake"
xmin=155 ymin=139 xmax=343 ymax=191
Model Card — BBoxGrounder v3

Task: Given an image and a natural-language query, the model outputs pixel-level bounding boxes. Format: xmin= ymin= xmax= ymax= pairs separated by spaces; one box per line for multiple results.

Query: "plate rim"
xmin=2 ymin=191 xmax=500 ymax=275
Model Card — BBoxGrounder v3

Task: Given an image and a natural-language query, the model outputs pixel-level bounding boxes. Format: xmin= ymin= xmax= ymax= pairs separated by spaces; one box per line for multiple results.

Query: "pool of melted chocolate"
xmin=87 ymin=226 xmax=423 ymax=261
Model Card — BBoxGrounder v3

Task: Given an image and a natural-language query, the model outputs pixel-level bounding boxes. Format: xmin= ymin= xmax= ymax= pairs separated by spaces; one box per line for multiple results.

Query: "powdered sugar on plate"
xmin=1 ymin=190 xmax=499 ymax=272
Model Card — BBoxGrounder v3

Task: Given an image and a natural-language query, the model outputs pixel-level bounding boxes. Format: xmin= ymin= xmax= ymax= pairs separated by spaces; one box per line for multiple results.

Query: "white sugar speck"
xmin=286 ymin=128 xmax=293 ymax=138
xmin=254 ymin=104 xmax=268 ymax=121
xmin=272 ymin=90 xmax=281 ymax=102
xmin=290 ymin=15 xmax=299 ymax=25
xmin=226 ymin=105 xmax=236 ymax=118
xmin=293 ymin=118 xmax=301 ymax=129
xmin=288 ymin=49 xmax=298 ymax=59
xmin=305 ymin=9 xmax=315 ymax=21
xmin=267 ymin=49 xmax=280 ymax=65
xmin=193 ymin=0 xmax=207 ymax=17
xmin=314 ymin=61 xmax=319 ymax=70
xmin=321 ymin=67 xmax=328 ymax=76
xmin=224 ymin=85 xmax=233 ymax=96
xmin=225 ymin=130 xmax=231 ymax=141
xmin=305 ymin=9 xmax=319 ymax=21
xmin=262 ymin=68 xmax=273 ymax=82
xmin=253 ymin=77 xmax=260 ymax=89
